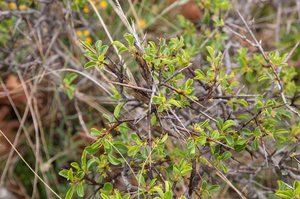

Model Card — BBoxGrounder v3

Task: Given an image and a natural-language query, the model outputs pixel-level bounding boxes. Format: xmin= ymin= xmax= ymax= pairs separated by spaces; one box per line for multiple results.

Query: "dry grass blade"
xmin=0 ymin=130 xmax=62 ymax=199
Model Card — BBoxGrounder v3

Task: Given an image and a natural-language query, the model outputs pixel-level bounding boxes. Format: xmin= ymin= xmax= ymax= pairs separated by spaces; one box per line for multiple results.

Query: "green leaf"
xmin=211 ymin=130 xmax=219 ymax=140
xmin=201 ymin=181 xmax=207 ymax=190
xmin=65 ymin=186 xmax=75 ymax=199
xmin=91 ymin=128 xmax=103 ymax=136
xmin=118 ymin=46 xmax=129 ymax=54
xmin=240 ymin=129 xmax=252 ymax=136
xmin=252 ymin=139 xmax=259 ymax=151
xmin=70 ymin=162 xmax=81 ymax=170
xmin=137 ymin=174 xmax=146 ymax=187
xmin=151 ymin=115 xmax=158 ymax=125
xmin=142 ymin=147 xmax=149 ymax=159
xmin=65 ymin=89 xmax=74 ymax=100
xmin=168 ymin=99 xmax=181 ymax=107
xmin=114 ymin=103 xmax=122 ymax=118
xmin=235 ymin=99 xmax=248 ymax=107
xmin=111 ymin=41 xmax=126 ymax=48
xmin=164 ymin=191 xmax=173 ymax=199
xmin=128 ymin=145 xmax=140 ymax=156
xmin=208 ymin=185 xmax=220 ymax=193
xmin=76 ymin=184 xmax=84 ymax=197
xmin=124 ymin=33 xmax=134 ymax=46
xmin=100 ymin=45 xmax=109 ymax=55
xmin=103 ymin=182 xmax=113 ymax=191
xmin=254 ymin=127 xmax=262 ymax=137
xmin=153 ymin=96 xmax=163 ymax=104
xmin=85 ymin=146 xmax=100 ymax=155
xmin=196 ymin=136 xmax=206 ymax=145
xmin=222 ymin=120 xmax=236 ymax=131
xmin=112 ymin=141 xmax=128 ymax=154
xmin=180 ymin=165 xmax=192 ymax=176
xmin=68 ymin=73 xmax=77 ymax=83
xmin=95 ymin=40 xmax=102 ymax=55
xmin=161 ymin=134 xmax=168 ymax=142
xmin=206 ymin=46 xmax=215 ymax=59
xmin=68 ymin=168 xmax=73 ymax=182
xmin=187 ymin=140 xmax=195 ymax=158
xmin=258 ymin=74 xmax=272 ymax=82
xmin=108 ymin=154 xmax=121 ymax=165
xmin=59 ymin=170 xmax=68 ymax=179
xmin=221 ymin=151 xmax=232 ymax=161
xmin=225 ymin=135 xmax=234 ymax=146
xmin=84 ymin=61 xmax=97 ymax=69
xmin=277 ymin=110 xmax=293 ymax=119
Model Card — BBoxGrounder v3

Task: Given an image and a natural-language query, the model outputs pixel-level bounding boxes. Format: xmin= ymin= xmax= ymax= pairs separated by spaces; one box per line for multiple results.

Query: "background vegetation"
xmin=1 ymin=0 xmax=300 ymax=199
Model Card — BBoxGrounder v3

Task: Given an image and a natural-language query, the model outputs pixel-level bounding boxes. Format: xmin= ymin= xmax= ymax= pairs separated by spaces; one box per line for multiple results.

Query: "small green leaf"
xmin=254 ymin=127 xmax=262 ymax=137
xmin=111 ymin=41 xmax=125 ymax=48
xmin=85 ymin=146 xmax=100 ymax=155
xmin=168 ymin=99 xmax=181 ymax=107
xmin=84 ymin=61 xmax=97 ymax=69
xmin=76 ymin=183 xmax=84 ymax=197
xmin=124 ymin=33 xmax=134 ymax=46
xmin=235 ymin=99 xmax=248 ymax=107
xmin=196 ymin=136 xmax=206 ymax=145
xmin=201 ymin=181 xmax=207 ymax=190
xmin=222 ymin=120 xmax=236 ymax=131
xmin=114 ymin=103 xmax=122 ymax=118
xmin=208 ymin=185 xmax=220 ymax=193
xmin=206 ymin=46 xmax=215 ymax=59
xmin=100 ymin=45 xmax=109 ymax=55
xmin=58 ymin=170 xmax=68 ymax=179
xmin=91 ymin=128 xmax=103 ymax=136
xmin=277 ymin=110 xmax=293 ymax=119
xmin=252 ymin=139 xmax=259 ymax=151
xmin=108 ymin=154 xmax=121 ymax=165
xmin=137 ymin=174 xmax=146 ymax=187
xmin=65 ymin=89 xmax=74 ymax=100
xmin=68 ymin=168 xmax=73 ymax=182
xmin=95 ymin=40 xmax=102 ymax=54
xmin=68 ymin=73 xmax=77 ymax=83
xmin=240 ymin=129 xmax=252 ymax=136
xmin=221 ymin=151 xmax=232 ymax=161
xmin=128 ymin=145 xmax=140 ymax=156
xmin=65 ymin=186 xmax=75 ymax=199
xmin=225 ymin=135 xmax=234 ymax=146
xmin=153 ymin=96 xmax=162 ymax=104
xmin=118 ymin=46 xmax=129 ymax=54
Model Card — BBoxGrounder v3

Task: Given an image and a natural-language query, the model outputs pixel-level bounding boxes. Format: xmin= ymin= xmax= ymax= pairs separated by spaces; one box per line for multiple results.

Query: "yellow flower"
xmin=86 ymin=37 xmax=92 ymax=44
xmin=83 ymin=6 xmax=89 ymax=13
xmin=19 ymin=5 xmax=27 ymax=11
xmin=139 ymin=18 xmax=146 ymax=28
xmin=135 ymin=18 xmax=146 ymax=30
xmin=9 ymin=2 xmax=17 ymax=10
xmin=93 ymin=0 xmax=107 ymax=9
xmin=76 ymin=30 xmax=82 ymax=36
xmin=100 ymin=1 xmax=107 ymax=9
xmin=83 ymin=30 xmax=89 ymax=36
xmin=14 ymin=43 xmax=18 ymax=48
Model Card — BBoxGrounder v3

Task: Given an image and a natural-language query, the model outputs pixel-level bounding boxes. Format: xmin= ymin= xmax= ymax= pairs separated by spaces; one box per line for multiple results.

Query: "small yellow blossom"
xmin=139 ymin=18 xmax=146 ymax=28
xmin=135 ymin=18 xmax=146 ymax=30
xmin=83 ymin=6 xmax=89 ymax=13
xmin=100 ymin=1 xmax=107 ymax=9
xmin=83 ymin=30 xmax=89 ymax=36
xmin=86 ymin=37 xmax=92 ymax=44
xmin=92 ymin=0 xmax=107 ymax=9
xmin=76 ymin=30 xmax=82 ymax=36
xmin=9 ymin=2 xmax=17 ymax=10
xmin=14 ymin=43 xmax=18 ymax=48
xmin=19 ymin=5 xmax=27 ymax=11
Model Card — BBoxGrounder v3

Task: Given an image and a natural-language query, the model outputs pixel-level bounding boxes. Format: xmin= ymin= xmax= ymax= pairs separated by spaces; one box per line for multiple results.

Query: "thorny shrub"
xmin=58 ymin=2 xmax=300 ymax=199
